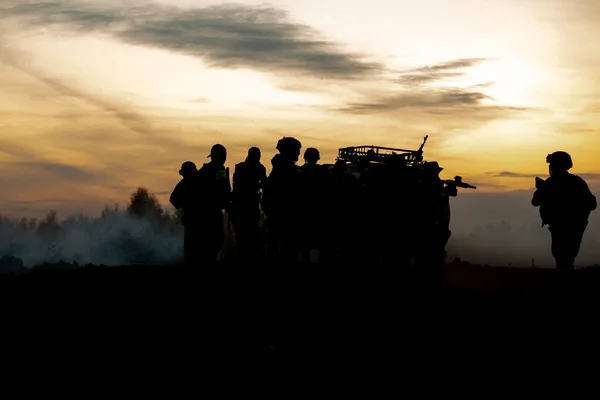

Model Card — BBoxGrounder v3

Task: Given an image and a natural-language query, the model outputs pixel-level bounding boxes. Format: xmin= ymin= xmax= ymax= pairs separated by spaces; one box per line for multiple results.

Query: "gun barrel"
xmin=443 ymin=179 xmax=476 ymax=189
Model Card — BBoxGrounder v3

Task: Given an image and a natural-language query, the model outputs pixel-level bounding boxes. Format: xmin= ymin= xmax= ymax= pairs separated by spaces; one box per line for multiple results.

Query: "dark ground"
xmin=1 ymin=260 xmax=599 ymax=384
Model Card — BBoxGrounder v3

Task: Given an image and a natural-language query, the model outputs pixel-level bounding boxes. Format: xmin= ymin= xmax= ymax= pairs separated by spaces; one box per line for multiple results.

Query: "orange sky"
xmin=1 ymin=0 xmax=599 ymax=218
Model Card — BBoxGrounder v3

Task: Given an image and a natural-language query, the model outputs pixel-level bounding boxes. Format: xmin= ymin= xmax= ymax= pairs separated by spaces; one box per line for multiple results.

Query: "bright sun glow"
xmin=462 ymin=59 xmax=555 ymax=107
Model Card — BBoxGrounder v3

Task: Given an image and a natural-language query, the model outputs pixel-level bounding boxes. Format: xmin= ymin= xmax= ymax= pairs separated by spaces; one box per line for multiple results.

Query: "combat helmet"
xmin=179 ymin=161 xmax=197 ymax=177
xmin=276 ymin=137 xmax=301 ymax=153
xmin=304 ymin=147 xmax=320 ymax=163
xmin=546 ymin=151 xmax=573 ymax=171
xmin=276 ymin=137 xmax=302 ymax=162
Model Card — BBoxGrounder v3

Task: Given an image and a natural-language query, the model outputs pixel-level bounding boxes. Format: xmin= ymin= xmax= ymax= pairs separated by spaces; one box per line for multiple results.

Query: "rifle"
xmin=441 ymin=176 xmax=476 ymax=197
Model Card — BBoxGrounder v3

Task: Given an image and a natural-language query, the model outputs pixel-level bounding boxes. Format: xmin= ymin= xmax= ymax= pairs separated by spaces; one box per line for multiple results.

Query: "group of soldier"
xmin=169 ymin=137 xmax=453 ymax=281
xmin=169 ymin=135 xmax=598 ymax=275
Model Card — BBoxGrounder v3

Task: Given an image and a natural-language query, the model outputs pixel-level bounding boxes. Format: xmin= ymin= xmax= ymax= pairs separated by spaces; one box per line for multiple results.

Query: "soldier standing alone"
xmin=532 ymin=151 xmax=597 ymax=270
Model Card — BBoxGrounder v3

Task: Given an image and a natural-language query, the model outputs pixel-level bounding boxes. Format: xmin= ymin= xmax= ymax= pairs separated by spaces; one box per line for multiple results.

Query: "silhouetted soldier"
xmin=230 ymin=147 xmax=267 ymax=264
xmin=170 ymin=161 xmax=200 ymax=265
xmin=195 ymin=144 xmax=232 ymax=265
xmin=299 ymin=148 xmax=327 ymax=263
xmin=262 ymin=137 xmax=303 ymax=266
xmin=264 ymin=154 xmax=282 ymax=263
xmin=414 ymin=161 xmax=450 ymax=288
xmin=532 ymin=151 xmax=597 ymax=270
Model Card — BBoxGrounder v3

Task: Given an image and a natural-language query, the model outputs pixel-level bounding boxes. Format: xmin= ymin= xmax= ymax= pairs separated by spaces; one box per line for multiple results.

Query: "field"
xmin=1 ymin=259 xmax=598 ymax=371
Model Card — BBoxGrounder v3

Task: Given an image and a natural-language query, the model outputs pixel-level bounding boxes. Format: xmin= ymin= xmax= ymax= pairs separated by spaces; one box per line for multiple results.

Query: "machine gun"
xmin=442 ymin=176 xmax=477 ymax=197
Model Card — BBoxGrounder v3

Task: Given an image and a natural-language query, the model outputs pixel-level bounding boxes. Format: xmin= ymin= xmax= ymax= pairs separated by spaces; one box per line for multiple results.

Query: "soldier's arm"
xmin=219 ymin=168 xmax=232 ymax=210
xmin=169 ymin=181 xmax=184 ymax=209
xmin=259 ymin=165 xmax=267 ymax=188
xmin=261 ymin=176 xmax=273 ymax=215
xmin=531 ymin=189 xmax=542 ymax=207
xmin=531 ymin=177 xmax=547 ymax=207
xmin=232 ymin=163 xmax=241 ymax=193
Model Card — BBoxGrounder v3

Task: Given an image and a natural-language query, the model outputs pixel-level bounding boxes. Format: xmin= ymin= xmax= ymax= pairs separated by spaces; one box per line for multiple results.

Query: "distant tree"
xmin=101 ymin=203 xmax=120 ymax=218
xmin=63 ymin=213 xmax=90 ymax=226
xmin=17 ymin=216 xmax=37 ymax=231
xmin=127 ymin=187 xmax=164 ymax=220
xmin=37 ymin=210 xmax=60 ymax=238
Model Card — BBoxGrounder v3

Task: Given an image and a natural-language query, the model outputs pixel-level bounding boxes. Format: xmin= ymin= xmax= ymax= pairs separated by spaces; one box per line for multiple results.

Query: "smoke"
xmin=0 ymin=210 xmax=185 ymax=269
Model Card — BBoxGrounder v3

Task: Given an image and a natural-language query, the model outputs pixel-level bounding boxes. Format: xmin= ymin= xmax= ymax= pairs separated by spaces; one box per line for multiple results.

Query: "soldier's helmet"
xmin=424 ymin=161 xmax=444 ymax=173
xmin=247 ymin=147 xmax=261 ymax=162
xmin=546 ymin=151 xmax=573 ymax=171
xmin=304 ymin=147 xmax=320 ymax=163
xmin=179 ymin=161 xmax=197 ymax=177
xmin=276 ymin=137 xmax=302 ymax=160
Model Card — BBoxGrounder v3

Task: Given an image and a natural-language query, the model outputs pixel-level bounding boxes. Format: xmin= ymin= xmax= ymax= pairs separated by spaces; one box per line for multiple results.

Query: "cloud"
xmin=334 ymin=56 xmax=528 ymax=124
xmin=189 ymin=97 xmax=211 ymax=104
xmin=0 ymin=45 xmax=153 ymax=137
xmin=11 ymin=161 xmax=101 ymax=182
xmin=488 ymin=171 xmax=539 ymax=178
xmin=0 ymin=43 xmax=224 ymax=155
xmin=470 ymin=182 xmax=509 ymax=190
xmin=339 ymin=89 xmax=493 ymax=114
xmin=2 ymin=1 xmax=384 ymax=81
xmin=487 ymin=171 xmax=600 ymax=181
xmin=397 ymin=58 xmax=489 ymax=86
xmin=0 ymin=0 xmax=530 ymax=128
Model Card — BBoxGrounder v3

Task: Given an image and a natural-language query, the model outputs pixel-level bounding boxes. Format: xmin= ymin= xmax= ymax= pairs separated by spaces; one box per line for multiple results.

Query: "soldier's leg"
xmin=280 ymin=227 xmax=300 ymax=266
xmin=236 ymin=220 xmax=261 ymax=264
xmin=183 ymin=225 xmax=194 ymax=266
xmin=265 ymin=218 xmax=280 ymax=265
xmin=183 ymin=223 xmax=201 ymax=266
xmin=233 ymin=221 xmax=248 ymax=261
xmin=197 ymin=212 xmax=225 ymax=266
xmin=249 ymin=220 xmax=265 ymax=263
xmin=550 ymin=227 xmax=574 ymax=270
xmin=562 ymin=221 xmax=588 ymax=269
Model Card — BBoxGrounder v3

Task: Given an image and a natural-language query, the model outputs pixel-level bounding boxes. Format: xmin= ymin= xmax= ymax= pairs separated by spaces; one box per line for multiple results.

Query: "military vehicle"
xmin=332 ymin=135 xmax=476 ymax=196
xmin=323 ymin=135 xmax=477 ymax=266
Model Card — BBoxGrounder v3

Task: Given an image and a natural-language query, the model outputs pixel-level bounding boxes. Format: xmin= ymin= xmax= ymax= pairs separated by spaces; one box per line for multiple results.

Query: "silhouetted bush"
xmin=127 ymin=187 xmax=164 ymax=220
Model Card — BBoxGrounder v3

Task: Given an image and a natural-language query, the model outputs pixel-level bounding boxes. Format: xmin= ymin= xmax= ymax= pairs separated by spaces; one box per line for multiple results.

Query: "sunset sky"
xmin=1 ymin=0 xmax=599 ymax=218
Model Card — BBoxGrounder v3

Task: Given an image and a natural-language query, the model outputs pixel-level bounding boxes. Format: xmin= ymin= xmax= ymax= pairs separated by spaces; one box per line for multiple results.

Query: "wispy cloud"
xmin=2 ymin=1 xmax=384 ymax=81
xmin=334 ymin=55 xmax=527 ymax=123
xmin=0 ymin=0 xmax=528 ymax=125
xmin=12 ymin=161 xmax=101 ymax=182
xmin=397 ymin=58 xmax=489 ymax=86
xmin=339 ymin=89 xmax=493 ymax=114
xmin=487 ymin=171 xmax=600 ymax=180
